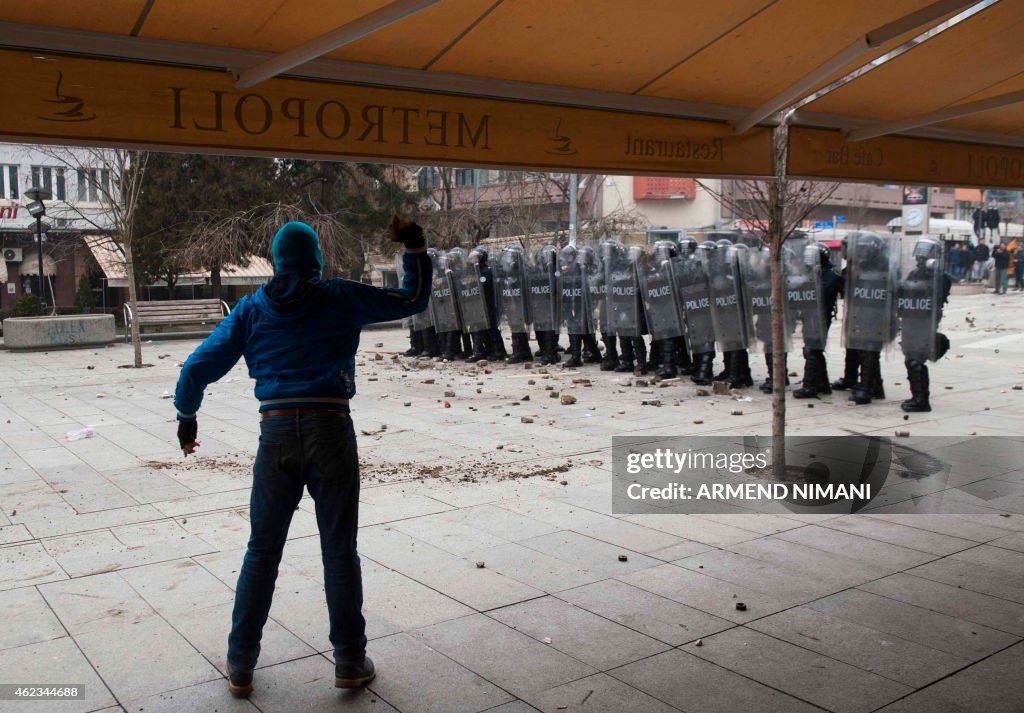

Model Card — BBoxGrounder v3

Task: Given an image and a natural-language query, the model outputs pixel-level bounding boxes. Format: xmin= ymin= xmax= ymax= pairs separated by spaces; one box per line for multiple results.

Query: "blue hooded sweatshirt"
xmin=174 ymin=223 xmax=431 ymax=417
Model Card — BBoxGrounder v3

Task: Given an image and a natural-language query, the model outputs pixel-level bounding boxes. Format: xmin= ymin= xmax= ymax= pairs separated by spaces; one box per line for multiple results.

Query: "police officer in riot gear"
xmin=559 ymin=244 xmax=602 ymax=368
xmin=431 ymin=250 xmax=463 ymax=361
xmin=707 ymin=240 xmax=753 ymax=388
xmin=618 ymin=245 xmax=650 ymax=372
xmin=530 ymin=245 xmax=561 ymax=365
xmin=898 ymin=237 xmax=951 ymax=412
xmin=680 ymin=242 xmax=717 ymax=384
xmin=468 ymin=246 xmax=508 ymax=361
xmin=497 ymin=245 xmax=534 ymax=363
xmin=842 ymin=232 xmax=896 ymax=405
xmin=598 ymin=240 xmax=620 ymax=370
xmin=739 ymin=243 xmax=788 ymax=393
xmin=602 ymin=239 xmax=646 ymax=373
xmin=642 ymin=241 xmax=690 ymax=380
xmin=793 ymin=242 xmax=842 ymax=398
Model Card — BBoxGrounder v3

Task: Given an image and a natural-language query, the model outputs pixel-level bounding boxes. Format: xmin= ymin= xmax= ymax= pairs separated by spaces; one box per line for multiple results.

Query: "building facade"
xmin=0 ymin=143 xmax=114 ymax=313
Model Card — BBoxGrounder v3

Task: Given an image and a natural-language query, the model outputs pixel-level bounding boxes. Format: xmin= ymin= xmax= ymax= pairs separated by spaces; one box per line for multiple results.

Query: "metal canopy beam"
xmin=845 ymin=88 xmax=1024 ymax=142
xmin=732 ymin=0 xmax=977 ymax=135
xmin=233 ymin=0 xmax=441 ymax=89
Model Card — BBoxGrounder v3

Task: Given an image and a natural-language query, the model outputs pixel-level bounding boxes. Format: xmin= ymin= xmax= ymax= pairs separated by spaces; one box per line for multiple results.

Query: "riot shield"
xmin=604 ymin=240 xmax=641 ymax=337
xmin=707 ymin=244 xmax=752 ymax=352
xmin=843 ymin=232 xmax=898 ymax=353
xmin=558 ymin=244 xmax=595 ymax=335
xmin=786 ymin=242 xmax=828 ymax=351
xmin=738 ymin=246 xmax=784 ymax=353
xmin=673 ymin=252 xmax=716 ymax=354
xmin=528 ymin=246 xmax=559 ymax=332
xmin=398 ymin=253 xmax=434 ymax=331
xmin=496 ymin=246 xmax=530 ymax=332
xmin=897 ymin=236 xmax=945 ymax=361
xmin=448 ymin=248 xmax=491 ymax=332
xmin=637 ymin=246 xmax=684 ymax=341
xmin=430 ymin=250 xmax=460 ymax=333
xmin=583 ymin=245 xmax=607 ymax=334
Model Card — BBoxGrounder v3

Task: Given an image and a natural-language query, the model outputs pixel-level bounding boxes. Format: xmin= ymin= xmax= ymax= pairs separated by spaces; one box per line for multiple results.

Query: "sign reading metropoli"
xmin=0 ymin=49 xmax=771 ymax=178
xmin=2 ymin=49 xmax=1022 ymax=189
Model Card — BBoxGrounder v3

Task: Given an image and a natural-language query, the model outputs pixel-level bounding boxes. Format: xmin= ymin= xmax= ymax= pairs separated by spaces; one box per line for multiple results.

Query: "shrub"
xmin=11 ymin=294 xmax=43 ymax=317
xmin=74 ymin=275 xmax=96 ymax=313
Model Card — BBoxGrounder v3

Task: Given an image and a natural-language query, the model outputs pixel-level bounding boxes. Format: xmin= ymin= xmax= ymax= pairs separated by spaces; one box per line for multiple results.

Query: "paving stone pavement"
xmin=1 ymin=291 xmax=1024 ymax=712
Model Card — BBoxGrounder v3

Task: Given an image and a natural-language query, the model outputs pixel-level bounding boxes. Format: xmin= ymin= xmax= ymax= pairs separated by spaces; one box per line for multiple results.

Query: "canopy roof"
xmin=86 ymin=236 xmax=273 ymax=287
xmin=1 ymin=0 xmax=1022 ymax=188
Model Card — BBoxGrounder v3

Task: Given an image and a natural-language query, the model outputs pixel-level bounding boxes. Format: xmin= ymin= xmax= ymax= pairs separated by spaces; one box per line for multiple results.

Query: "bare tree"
xmin=34 ymin=146 xmax=150 ymax=367
xmin=700 ymin=128 xmax=839 ymax=479
xmin=182 ymin=202 xmax=359 ymax=280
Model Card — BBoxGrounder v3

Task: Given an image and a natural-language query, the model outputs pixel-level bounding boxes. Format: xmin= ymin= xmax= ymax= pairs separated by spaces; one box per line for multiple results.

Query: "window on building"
xmin=1 ymin=165 xmax=17 ymax=200
xmin=30 ymin=165 xmax=66 ymax=201
xmin=455 ymin=169 xmax=475 ymax=187
xmin=417 ymin=168 xmax=436 ymax=192
xmin=76 ymin=168 xmax=111 ymax=203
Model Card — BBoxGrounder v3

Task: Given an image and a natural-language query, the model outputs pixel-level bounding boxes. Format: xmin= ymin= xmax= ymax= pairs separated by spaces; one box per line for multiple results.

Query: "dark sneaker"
xmin=227 ymin=665 xmax=254 ymax=698
xmin=335 ymin=656 xmax=376 ymax=688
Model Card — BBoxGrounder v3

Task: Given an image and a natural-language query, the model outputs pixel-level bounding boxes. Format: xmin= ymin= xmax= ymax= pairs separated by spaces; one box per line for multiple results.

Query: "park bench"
xmin=123 ymin=299 xmax=230 ymax=343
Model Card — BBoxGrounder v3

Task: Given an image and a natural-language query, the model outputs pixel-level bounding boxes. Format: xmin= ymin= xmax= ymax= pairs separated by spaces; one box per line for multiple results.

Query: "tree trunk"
xmin=769 ymin=119 xmax=791 ymax=481
xmin=123 ymin=241 xmax=144 ymax=368
xmin=769 ymin=182 xmax=787 ymax=480
xmin=211 ymin=261 xmax=222 ymax=301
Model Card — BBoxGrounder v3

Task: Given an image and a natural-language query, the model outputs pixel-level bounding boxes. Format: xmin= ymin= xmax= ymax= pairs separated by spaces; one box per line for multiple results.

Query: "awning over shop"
xmin=0 ymin=0 xmax=1021 ymax=188
xmin=18 ymin=253 xmax=58 ymax=277
xmin=85 ymin=235 xmax=274 ymax=287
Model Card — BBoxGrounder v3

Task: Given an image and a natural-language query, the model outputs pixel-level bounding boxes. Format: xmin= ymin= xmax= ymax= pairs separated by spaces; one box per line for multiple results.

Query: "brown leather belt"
xmin=261 ymin=407 xmax=347 ymax=420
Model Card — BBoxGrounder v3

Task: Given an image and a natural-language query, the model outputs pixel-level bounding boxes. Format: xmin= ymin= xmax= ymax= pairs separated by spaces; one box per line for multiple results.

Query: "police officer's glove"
xmin=390 ymin=215 xmax=425 ymax=250
xmin=177 ymin=417 xmax=199 ymax=456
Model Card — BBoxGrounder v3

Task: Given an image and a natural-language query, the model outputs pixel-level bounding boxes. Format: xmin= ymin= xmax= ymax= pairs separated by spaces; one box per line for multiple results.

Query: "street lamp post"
xmin=25 ymin=186 xmax=52 ymax=311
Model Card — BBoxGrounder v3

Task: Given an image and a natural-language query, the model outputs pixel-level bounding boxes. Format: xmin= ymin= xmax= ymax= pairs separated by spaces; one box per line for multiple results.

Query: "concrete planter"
xmin=2 ymin=314 xmax=116 ymax=350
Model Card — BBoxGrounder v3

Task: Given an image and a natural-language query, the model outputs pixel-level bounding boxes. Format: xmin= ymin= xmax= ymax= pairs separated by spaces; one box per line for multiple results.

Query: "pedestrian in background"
xmin=1014 ymin=244 xmax=1024 ymax=291
xmin=973 ymin=240 xmax=990 ymax=282
xmin=961 ymin=242 xmax=975 ymax=284
xmin=992 ymin=242 xmax=1010 ymax=294
xmin=946 ymin=244 xmax=963 ymax=281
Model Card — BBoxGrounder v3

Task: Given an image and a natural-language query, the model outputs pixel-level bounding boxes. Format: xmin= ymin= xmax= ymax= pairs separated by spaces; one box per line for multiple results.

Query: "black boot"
xmin=421 ymin=327 xmax=441 ymax=358
xmin=616 ymin=337 xmax=635 ymax=372
xmin=901 ymin=359 xmax=931 ymax=412
xmin=871 ymin=352 xmax=885 ymax=400
xmin=635 ymin=337 xmax=650 ymax=374
xmin=600 ymin=333 xmax=619 ymax=371
xmin=715 ymin=351 xmax=732 ymax=382
xmin=794 ymin=347 xmax=826 ymax=399
xmin=467 ymin=332 xmax=488 ymax=362
xmin=564 ymin=335 xmax=584 ymax=367
xmin=488 ymin=327 xmax=508 ymax=360
xmin=508 ymin=332 xmax=533 ymax=363
xmin=760 ymin=353 xmax=774 ymax=393
xmin=729 ymin=350 xmax=754 ymax=389
xmin=544 ymin=331 xmax=561 ymax=365
xmin=677 ymin=336 xmax=695 ymax=375
xmin=655 ymin=338 xmax=678 ymax=380
xmin=582 ymin=334 xmax=603 ymax=364
xmin=832 ymin=349 xmax=860 ymax=390
xmin=404 ymin=327 xmax=422 ymax=356
xmin=691 ymin=351 xmax=715 ymax=385
xmin=850 ymin=350 xmax=879 ymax=405
xmin=440 ymin=331 xmax=457 ymax=361
xmin=460 ymin=331 xmax=473 ymax=359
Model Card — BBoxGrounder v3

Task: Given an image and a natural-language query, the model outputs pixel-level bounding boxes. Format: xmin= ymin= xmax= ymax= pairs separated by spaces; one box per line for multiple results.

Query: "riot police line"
xmin=400 ymin=231 xmax=951 ymax=413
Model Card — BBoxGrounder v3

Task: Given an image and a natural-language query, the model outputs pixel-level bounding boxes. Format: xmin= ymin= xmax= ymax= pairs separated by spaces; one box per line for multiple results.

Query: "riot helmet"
xmin=627 ymin=244 xmax=646 ymax=265
xmin=679 ymin=236 xmax=698 ymax=255
xmin=652 ymin=240 xmax=679 ymax=263
xmin=913 ymin=237 xmax=942 ymax=267
xmin=578 ymin=244 xmax=599 ymax=272
xmin=469 ymin=246 xmax=489 ymax=267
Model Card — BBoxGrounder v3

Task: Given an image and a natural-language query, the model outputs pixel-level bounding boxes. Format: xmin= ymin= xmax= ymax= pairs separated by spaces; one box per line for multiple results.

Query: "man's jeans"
xmin=997 ymin=268 xmax=1010 ymax=294
xmin=227 ymin=412 xmax=365 ymax=670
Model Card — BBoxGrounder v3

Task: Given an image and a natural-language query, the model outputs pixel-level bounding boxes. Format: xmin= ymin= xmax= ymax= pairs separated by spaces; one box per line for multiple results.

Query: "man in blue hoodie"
xmin=174 ymin=218 xmax=430 ymax=697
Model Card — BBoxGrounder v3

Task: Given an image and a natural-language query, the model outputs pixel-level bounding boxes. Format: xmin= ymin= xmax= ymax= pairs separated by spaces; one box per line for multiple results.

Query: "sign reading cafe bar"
xmin=0 ymin=49 xmax=771 ymax=178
